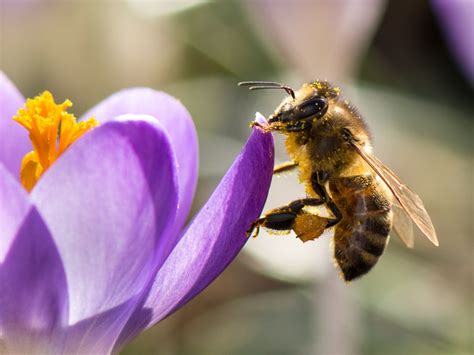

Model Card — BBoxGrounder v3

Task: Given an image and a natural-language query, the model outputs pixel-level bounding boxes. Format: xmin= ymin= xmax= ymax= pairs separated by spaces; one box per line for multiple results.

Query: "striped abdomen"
xmin=329 ymin=175 xmax=393 ymax=281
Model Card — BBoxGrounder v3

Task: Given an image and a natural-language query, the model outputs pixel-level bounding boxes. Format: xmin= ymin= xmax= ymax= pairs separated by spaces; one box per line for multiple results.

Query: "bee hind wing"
xmin=350 ymin=142 xmax=439 ymax=247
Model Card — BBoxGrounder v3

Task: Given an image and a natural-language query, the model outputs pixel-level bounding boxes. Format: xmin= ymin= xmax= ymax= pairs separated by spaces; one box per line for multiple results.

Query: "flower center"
xmin=13 ymin=91 xmax=98 ymax=191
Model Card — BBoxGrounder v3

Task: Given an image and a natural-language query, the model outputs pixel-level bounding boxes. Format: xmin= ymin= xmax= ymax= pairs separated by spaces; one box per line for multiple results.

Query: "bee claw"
xmin=249 ymin=121 xmax=261 ymax=128
xmin=250 ymin=120 xmax=275 ymax=132
xmin=246 ymin=220 xmax=261 ymax=238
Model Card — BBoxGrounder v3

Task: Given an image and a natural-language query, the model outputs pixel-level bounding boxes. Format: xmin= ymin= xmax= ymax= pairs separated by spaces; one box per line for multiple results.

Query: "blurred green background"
xmin=1 ymin=1 xmax=472 ymax=354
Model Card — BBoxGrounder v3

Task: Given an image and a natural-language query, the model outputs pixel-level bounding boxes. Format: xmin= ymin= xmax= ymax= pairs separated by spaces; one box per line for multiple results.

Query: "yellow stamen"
xmin=13 ymin=91 xmax=98 ymax=191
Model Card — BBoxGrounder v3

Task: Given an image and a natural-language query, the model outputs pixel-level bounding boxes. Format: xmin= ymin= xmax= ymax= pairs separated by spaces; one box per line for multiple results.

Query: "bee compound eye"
xmin=298 ymin=97 xmax=328 ymax=119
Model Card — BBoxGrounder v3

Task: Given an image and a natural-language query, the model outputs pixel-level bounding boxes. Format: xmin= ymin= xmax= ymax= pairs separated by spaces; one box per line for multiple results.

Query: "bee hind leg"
xmin=246 ymin=198 xmax=327 ymax=240
xmin=311 ymin=171 xmax=342 ymax=228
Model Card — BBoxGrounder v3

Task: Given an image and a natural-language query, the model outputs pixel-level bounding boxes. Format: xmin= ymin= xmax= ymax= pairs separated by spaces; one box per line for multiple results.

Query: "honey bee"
xmin=239 ymin=80 xmax=439 ymax=281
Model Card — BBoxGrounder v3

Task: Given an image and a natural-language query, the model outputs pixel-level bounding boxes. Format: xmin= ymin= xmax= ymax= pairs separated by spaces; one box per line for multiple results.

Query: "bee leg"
xmin=311 ymin=171 xmax=343 ymax=228
xmin=325 ymin=201 xmax=342 ymax=227
xmin=274 ymin=161 xmax=298 ymax=175
xmin=246 ymin=219 xmax=262 ymax=238
xmin=246 ymin=198 xmax=325 ymax=238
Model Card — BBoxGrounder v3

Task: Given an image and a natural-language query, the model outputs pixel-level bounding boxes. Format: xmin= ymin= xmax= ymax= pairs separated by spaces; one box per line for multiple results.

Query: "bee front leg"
xmin=246 ymin=198 xmax=326 ymax=239
xmin=273 ymin=161 xmax=298 ymax=175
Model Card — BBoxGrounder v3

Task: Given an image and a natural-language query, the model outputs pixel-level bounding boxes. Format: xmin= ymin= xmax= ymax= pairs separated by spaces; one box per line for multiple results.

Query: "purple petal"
xmin=0 ymin=72 xmax=30 ymax=181
xmin=82 ymin=88 xmax=198 ymax=238
xmin=0 ymin=164 xmax=68 ymax=354
xmin=433 ymin=0 xmax=474 ymax=84
xmin=30 ymin=116 xmax=179 ymax=353
xmin=117 ymin=123 xmax=274 ymax=346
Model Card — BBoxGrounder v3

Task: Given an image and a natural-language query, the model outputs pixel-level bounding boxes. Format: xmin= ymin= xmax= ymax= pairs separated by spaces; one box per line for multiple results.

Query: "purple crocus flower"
xmin=0 ymin=72 xmax=274 ymax=354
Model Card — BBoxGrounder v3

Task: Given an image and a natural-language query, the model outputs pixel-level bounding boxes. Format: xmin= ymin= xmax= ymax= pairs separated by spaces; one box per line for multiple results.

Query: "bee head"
xmin=238 ymin=80 xmax=340 ymax=132
xmin=267 ymin=81 xmax=340 ymax=129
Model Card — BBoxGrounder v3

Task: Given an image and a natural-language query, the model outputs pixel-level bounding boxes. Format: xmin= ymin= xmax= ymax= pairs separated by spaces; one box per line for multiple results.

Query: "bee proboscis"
xmin=239 ymin=80 xmax=438 ymax=281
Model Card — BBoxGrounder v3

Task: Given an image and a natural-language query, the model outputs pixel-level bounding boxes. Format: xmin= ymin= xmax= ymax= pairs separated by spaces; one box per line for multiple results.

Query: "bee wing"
xmin=392 ymin=202 xmax=415 ymax=248
xmin=350 ymin=142 xmax=439 ymax=246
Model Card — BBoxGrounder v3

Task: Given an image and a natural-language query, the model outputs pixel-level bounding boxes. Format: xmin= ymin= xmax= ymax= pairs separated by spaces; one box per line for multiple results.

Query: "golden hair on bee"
xmin=239 ymin=80 xmax=438 ymax=282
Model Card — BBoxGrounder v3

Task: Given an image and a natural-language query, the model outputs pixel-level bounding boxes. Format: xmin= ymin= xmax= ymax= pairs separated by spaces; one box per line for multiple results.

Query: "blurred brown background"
xmin=1 ymin=1 xmax=472 ymax=354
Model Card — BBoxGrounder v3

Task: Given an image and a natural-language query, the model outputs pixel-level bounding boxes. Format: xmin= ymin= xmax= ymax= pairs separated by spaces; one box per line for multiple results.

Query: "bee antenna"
xmin=281 ymin=85 xmax=296 ymax=99
xmin=238 ymin=81 xmax=296 ymax=99
xmin=238 ymin=81 xmax=283 ymax=87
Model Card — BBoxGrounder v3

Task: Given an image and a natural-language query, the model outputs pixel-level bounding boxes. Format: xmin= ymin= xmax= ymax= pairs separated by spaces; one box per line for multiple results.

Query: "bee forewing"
xmin=392 ymin=203 xmax=415 ymax=248
xmin=350 ymin=142 xmax=439 ymax=246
